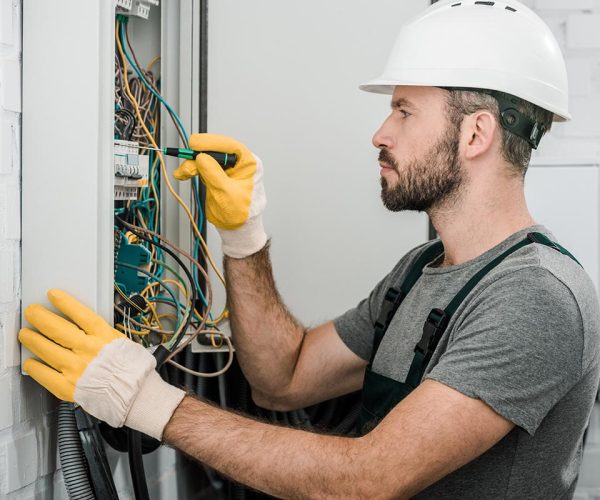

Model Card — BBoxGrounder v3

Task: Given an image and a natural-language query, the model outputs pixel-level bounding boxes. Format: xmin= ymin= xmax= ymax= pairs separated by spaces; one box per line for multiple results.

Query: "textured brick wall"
xmin=0 ymin=0 xmax=62 ymax=497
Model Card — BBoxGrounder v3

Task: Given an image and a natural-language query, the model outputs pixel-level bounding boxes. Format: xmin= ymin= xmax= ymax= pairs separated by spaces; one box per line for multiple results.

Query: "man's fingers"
xmin=47 ymin=289 xmax=120 ymax=341
xmin=174 ymin=155 xmax=231 ymax=188
xmin=23 ymin=358 xmax=76 ymax=402
xmin=173 ymin=159 xmax=197 ymax=181
xmin=24 ymin=303 xmax=85 ymax=349
xmin=19 ymin=328 xmax=82 ymax=374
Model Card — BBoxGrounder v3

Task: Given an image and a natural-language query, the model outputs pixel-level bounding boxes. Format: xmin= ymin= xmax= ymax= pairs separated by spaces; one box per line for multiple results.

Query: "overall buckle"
xmin=374 ymin=288 xmax=405 ymax=330
xmin=415 ymin=308 xmax=449 ymax=355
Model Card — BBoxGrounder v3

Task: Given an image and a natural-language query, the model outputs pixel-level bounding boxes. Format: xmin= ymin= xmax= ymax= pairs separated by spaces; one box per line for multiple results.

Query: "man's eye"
xmin=398 ymin=109 xmax=411 ymax=118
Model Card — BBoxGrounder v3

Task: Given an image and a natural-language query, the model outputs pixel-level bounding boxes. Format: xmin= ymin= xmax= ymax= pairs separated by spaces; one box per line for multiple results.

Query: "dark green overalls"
xmin=355 ymin=232 xmax=580 ymax=435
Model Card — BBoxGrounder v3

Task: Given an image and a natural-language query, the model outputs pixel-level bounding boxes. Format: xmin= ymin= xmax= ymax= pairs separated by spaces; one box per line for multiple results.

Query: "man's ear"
xmin=463 ymin=111 xmax=498 ymax=161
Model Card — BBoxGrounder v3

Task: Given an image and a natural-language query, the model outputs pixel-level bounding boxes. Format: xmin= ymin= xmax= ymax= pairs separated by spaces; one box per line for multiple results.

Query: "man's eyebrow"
xmin=390 ymin=97 xmax=416 ymax=110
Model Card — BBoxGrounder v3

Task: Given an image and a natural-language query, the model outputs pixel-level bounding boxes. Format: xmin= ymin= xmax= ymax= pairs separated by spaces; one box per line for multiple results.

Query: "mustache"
xmin=378 ymin=149 xmax=398 ymax=170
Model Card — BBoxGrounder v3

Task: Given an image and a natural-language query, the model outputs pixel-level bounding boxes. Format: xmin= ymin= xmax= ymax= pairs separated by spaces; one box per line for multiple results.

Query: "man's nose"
xmin=372 ymin=115 xmax=394 ymax=150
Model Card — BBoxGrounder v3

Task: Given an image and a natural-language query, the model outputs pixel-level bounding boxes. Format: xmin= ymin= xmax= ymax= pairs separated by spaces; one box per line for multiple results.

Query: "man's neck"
xmin=429 ymin=180 xmax=536 ymax=267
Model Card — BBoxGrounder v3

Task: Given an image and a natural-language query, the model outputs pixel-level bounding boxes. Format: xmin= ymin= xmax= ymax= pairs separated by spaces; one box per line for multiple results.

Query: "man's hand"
xmin=18 ymin=289 xmax=185 ymax=440
xmin=173 ymin=133 xmax=267 ymax=258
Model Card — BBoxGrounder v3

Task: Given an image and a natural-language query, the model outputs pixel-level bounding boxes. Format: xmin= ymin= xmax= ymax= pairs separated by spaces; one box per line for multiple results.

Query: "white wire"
xmin=166 ymin=334 xmax=234 ymax=378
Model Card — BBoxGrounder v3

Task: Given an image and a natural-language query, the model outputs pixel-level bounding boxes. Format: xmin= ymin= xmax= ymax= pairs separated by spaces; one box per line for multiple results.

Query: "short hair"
xmin=444 ymin=89 xmax=554 ymax=177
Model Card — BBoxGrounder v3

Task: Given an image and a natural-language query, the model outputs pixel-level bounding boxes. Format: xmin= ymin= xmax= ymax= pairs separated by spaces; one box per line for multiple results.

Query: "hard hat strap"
xmin=487 ymin=90 xmax=546 ymax=150
xmin=443 ymin=87 xmax=547 ymax=149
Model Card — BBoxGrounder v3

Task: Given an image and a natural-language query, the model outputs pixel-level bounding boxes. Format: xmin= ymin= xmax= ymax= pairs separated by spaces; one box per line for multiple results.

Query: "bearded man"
xmin=20 ymin=1 xmax=600 ymax=497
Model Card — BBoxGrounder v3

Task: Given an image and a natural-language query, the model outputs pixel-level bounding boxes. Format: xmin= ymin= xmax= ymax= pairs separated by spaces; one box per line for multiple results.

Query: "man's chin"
xmin=381 ymin=189 xmax=432 ymax=213
xmin=380 ymin=191 xmax=405 ymax=212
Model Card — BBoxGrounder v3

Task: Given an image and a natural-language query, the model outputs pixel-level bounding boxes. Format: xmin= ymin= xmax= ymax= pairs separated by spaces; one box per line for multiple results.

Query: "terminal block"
xmin=114 ymin=140 xmax=149 ymax=201
xmin=116 ymin=0 xmax=153 ymax=20
xmin=132 ymin=1 xmax=150 ymax=19
xmin=115 ymin=0 xmax=133 ymax=9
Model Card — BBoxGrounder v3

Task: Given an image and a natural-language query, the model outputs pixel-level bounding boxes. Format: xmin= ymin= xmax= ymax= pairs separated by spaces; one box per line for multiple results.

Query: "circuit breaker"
xmin=113 ymin=140 xmax=149 ymax=200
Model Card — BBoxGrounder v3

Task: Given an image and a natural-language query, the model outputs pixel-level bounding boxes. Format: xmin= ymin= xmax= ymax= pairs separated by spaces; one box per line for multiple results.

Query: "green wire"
xmin=116 ymin=262 xmax=182 ymax=328
xmin=150 ymin=258 xmax=190 ymax=310
xmin=150 ymin=258 xmax=195 ymax=350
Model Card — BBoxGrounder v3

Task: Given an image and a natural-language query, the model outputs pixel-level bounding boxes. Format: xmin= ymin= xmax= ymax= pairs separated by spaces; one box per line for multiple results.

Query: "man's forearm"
xmin=224 ymin=242 xmax=305 ymax=395
xmin=163 ymin=395 xmax=380 ymax=499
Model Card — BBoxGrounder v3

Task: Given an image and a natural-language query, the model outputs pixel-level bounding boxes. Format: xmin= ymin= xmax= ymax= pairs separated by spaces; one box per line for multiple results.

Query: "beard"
xmin=379 ymin=125 xmax=464 ymax=213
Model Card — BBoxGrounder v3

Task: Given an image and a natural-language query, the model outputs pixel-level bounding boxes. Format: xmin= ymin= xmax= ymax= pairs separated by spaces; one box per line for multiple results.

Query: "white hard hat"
xmin=361 ymin=0 xmax=570 ymax=125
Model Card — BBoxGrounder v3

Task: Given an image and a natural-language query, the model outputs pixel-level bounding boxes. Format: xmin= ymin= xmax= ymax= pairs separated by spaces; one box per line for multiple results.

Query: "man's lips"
xmin=379 ymin=162 xmax=394 ymax=171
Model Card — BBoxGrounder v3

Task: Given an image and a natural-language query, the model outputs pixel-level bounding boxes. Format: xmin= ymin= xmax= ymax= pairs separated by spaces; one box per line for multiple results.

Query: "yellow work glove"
xmin=173 ymin=133 xmax=268 ymax=258
xmin=18 ymin=289 xmax=185 ymax=440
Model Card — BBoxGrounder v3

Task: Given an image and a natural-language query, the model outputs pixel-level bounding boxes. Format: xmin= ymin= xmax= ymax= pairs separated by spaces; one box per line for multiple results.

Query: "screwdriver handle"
xmin=163 ymin=148 xmax=237 ymax=169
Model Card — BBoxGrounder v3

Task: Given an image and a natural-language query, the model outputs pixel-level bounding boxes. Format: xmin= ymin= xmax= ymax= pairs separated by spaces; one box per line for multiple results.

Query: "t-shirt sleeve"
xmin=333 ymin=274 xmax=390 ymax=362
xmin=424 ymin=266 xmax=584 ymax=435
xmin=334 ymin=241 xmax=437 ymax=361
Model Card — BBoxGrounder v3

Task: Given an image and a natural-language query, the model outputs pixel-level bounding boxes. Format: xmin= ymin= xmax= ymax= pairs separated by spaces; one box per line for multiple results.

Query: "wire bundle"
xmin=114 ymin=15 xmax=230 ymax=379
xmin=112 ymin=17 xmax=364 ymax=500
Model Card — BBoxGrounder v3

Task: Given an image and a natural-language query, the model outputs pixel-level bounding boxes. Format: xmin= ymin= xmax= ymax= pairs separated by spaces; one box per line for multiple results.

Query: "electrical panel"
xmin=22 ymin=0 xmax=226 ymax=376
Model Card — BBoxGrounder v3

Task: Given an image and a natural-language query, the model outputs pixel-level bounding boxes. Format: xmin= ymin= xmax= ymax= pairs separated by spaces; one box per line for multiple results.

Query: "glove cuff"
xmin=125 ymin=370 xmax=186 ymax=441
xmin=217 ymin=215 xmax=268 ymax=258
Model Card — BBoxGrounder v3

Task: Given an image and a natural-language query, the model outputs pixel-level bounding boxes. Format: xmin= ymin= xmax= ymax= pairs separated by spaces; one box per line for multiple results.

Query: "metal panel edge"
xmin=21 ymin=0 xmax=114 ymax=369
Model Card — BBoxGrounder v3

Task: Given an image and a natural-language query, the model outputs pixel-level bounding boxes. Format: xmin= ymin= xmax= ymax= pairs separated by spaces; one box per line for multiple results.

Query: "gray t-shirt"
xmin=334 ymin=225 xmax=600 ymax=499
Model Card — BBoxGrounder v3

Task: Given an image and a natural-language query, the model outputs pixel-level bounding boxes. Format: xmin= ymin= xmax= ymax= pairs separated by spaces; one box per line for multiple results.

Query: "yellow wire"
xmin=210 ymin=334 xmax=223 ymax=348
xmin=116 ymin=23 xmax=226 ymax=286
xmin=146 ymin=300 xmax=165 ymax=330
xmin=207 ymin=309 xmax=228 ymax=326
xmin=160 ymin=278 xmax=188 ymax=298
xmin=147 ymin=55 xmax=161 ymax=72
xmin=116 ymin=323 xmax=150 ymax=336
xmin=117 ymin=22 xmax=229 ymax=349
xmin=141 ymin=281 xmax=160 ymax=297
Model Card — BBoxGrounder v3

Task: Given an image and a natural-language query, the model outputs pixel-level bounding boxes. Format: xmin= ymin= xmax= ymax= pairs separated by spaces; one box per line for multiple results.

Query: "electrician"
xmin=19 ymin=1 xmax=600 ymax=497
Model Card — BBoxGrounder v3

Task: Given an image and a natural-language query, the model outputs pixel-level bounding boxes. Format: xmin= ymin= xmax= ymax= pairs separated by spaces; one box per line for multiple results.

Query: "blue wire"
xmin=120 ymin=21 xmax=214 ymax=319
xmin=192 ymin=238 xmax=209 ymax=308
xmin=119 ymin=22 xmax=189 ymax=143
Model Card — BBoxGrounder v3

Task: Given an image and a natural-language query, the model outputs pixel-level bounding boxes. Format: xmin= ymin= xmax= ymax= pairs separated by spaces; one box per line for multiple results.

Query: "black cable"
xmin=115 ymin=108 xmax=136 ymax=140
xmin=115 ymin=215 xmax=198 ymax=500
xmin=72 ymin=407 xmax=120 ymax=500
xmin=128 ymin=429 xmax=150 ymax=500
xmin=114 ymin=215 xmax=197 ymax=365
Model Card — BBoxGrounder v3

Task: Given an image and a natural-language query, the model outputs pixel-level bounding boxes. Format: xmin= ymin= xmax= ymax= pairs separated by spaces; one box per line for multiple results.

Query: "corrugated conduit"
xmin=57 ymin=402 xmax=95 ymax=500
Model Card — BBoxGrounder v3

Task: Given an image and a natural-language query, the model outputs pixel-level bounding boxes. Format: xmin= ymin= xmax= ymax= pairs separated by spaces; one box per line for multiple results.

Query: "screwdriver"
xmin=137 ymin=146 xmax=237 ymax=169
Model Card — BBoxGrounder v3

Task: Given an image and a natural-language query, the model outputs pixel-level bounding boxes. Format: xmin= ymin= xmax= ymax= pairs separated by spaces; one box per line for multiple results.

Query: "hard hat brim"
xmin=359 ymin=80 xmax=571 ymax=123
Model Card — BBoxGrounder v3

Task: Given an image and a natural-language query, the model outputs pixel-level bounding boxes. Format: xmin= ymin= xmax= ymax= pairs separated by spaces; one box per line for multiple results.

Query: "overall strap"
xmin=404 ymin=232 xmax=581 ymax=388
xmin=369 ymin=241 xmax=444 ymax=364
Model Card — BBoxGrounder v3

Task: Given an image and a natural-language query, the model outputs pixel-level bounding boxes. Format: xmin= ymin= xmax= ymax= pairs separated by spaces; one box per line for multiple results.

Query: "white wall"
xmin=207 ymin=0 xmax=600 ymax=497
xmin=207 ymin=0 xmax=431 ymax=326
